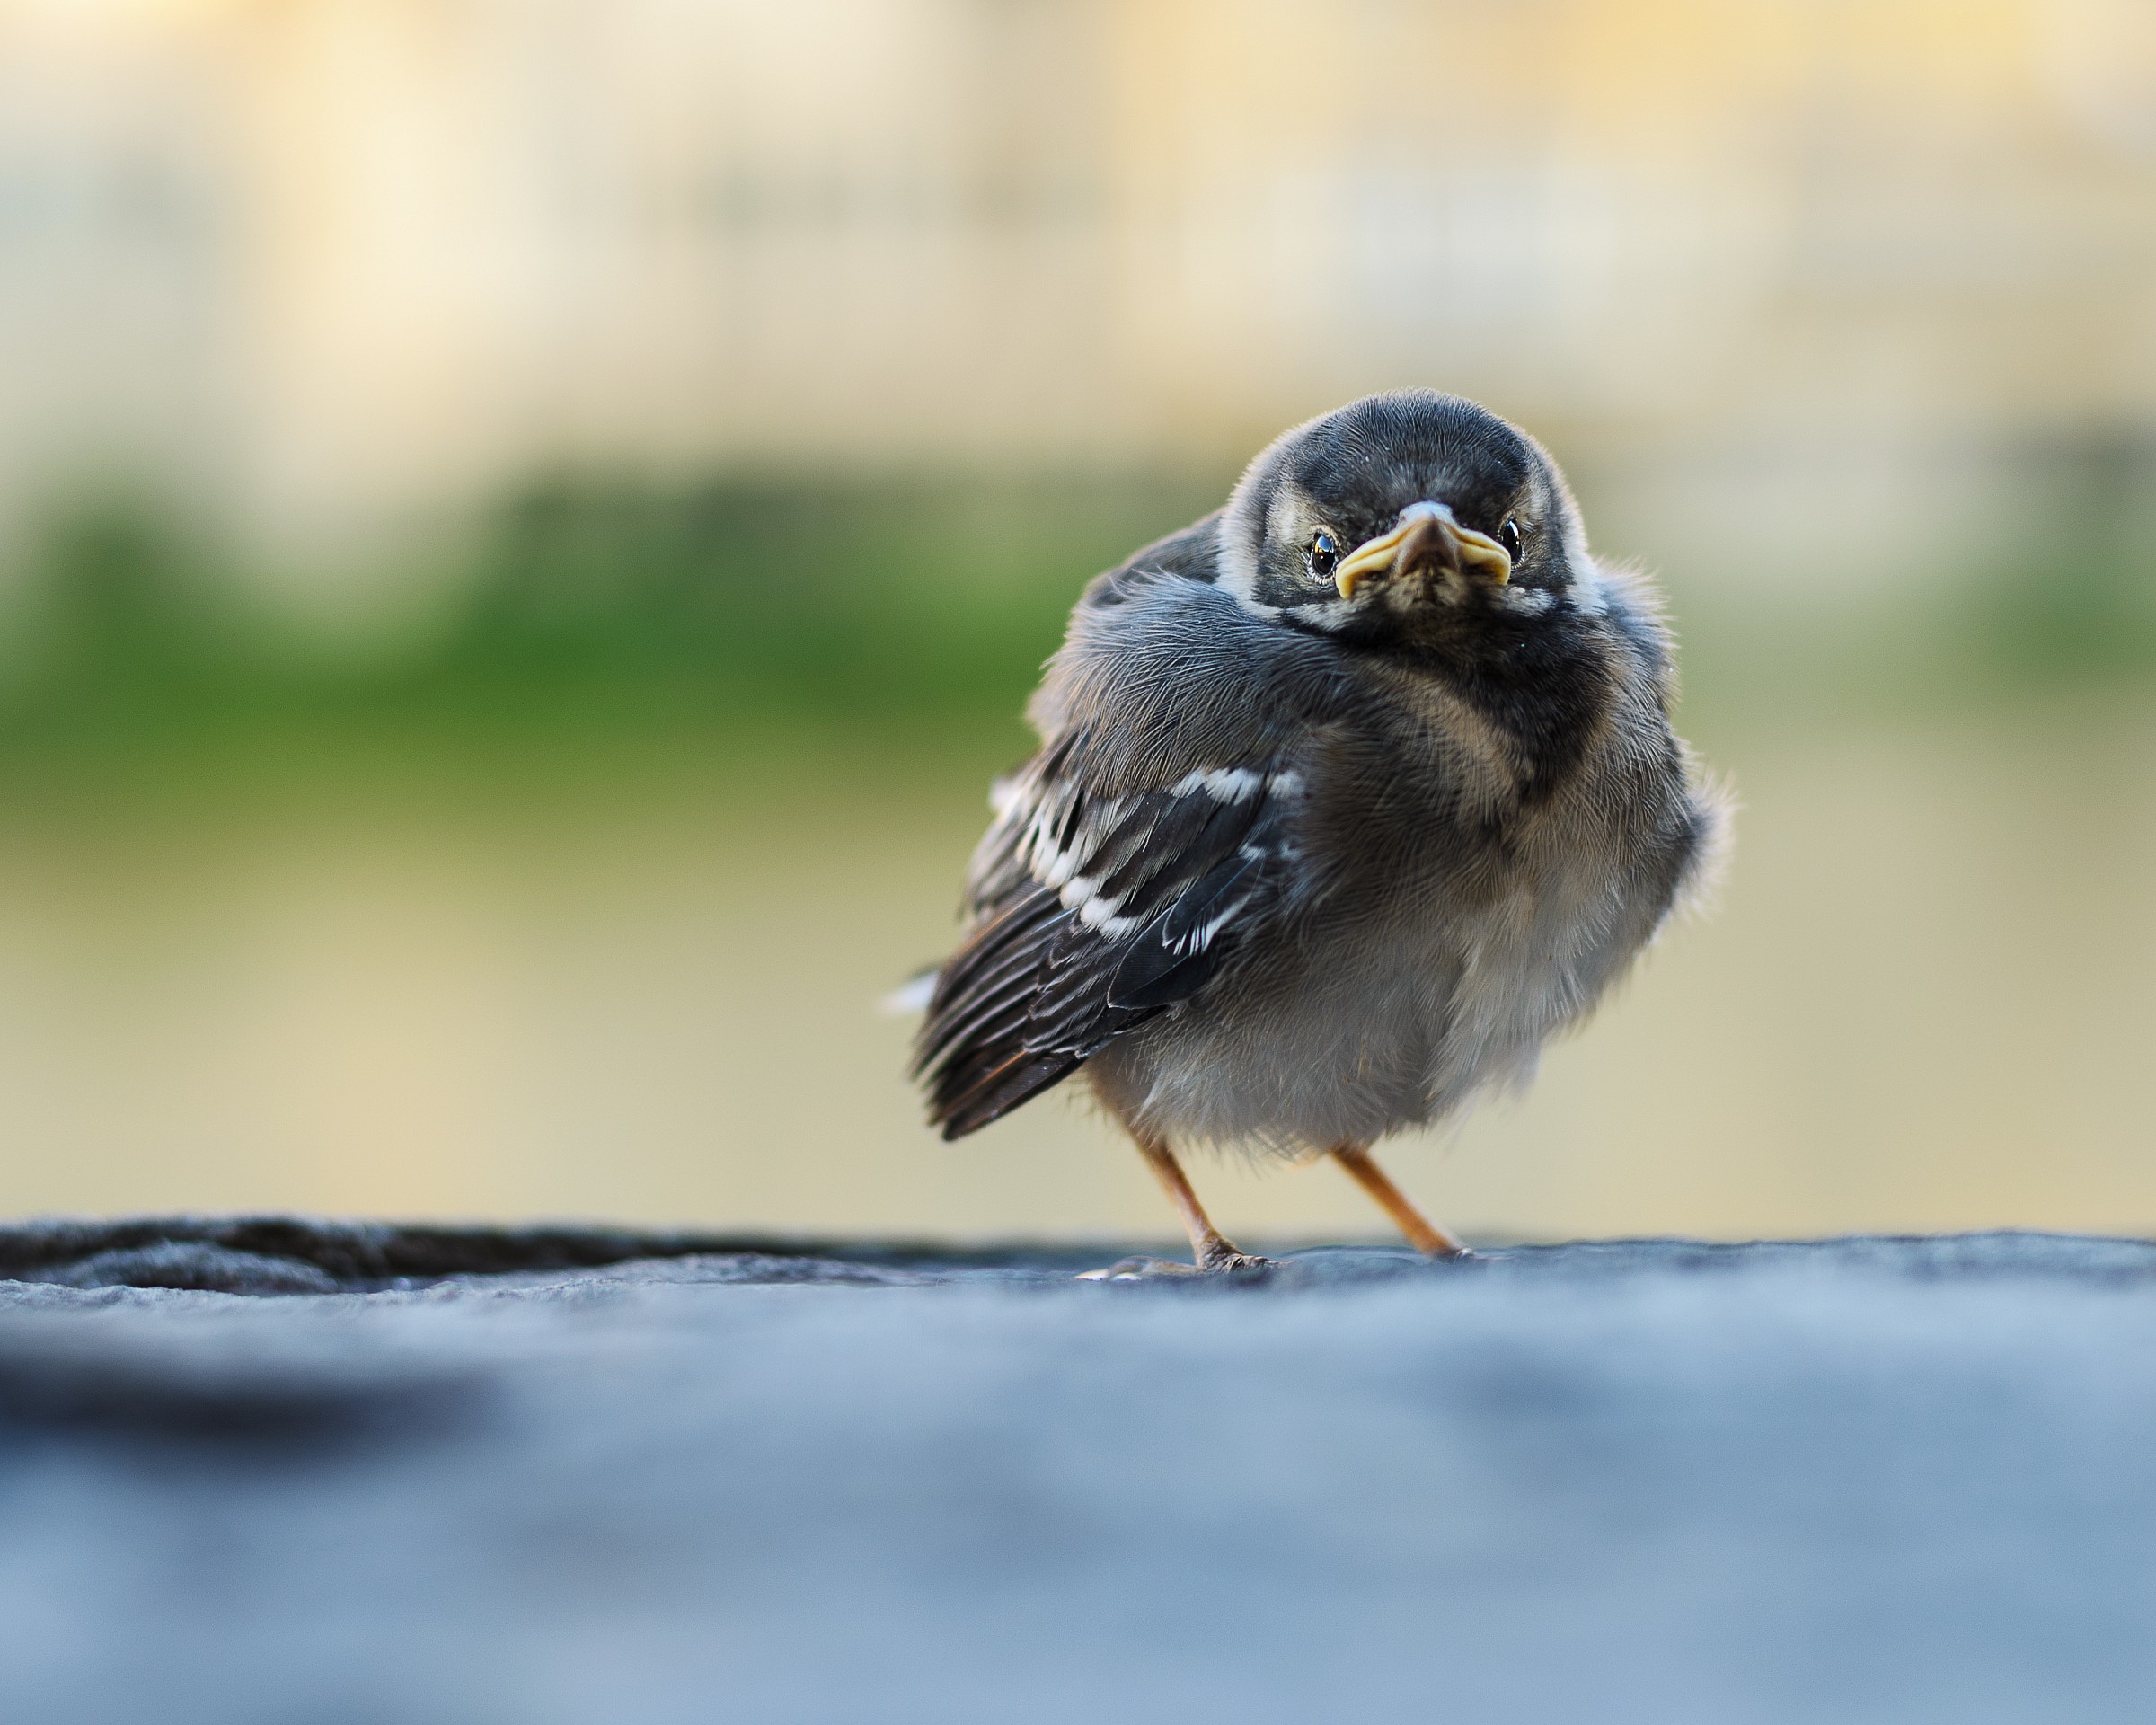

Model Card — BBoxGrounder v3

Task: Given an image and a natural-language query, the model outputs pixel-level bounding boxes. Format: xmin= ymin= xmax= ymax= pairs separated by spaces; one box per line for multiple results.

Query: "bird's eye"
xmin=1310 ymin=531 xmax=1339 ymax=579
xmin=1499 ymin=518 xmax=1524 ymax=562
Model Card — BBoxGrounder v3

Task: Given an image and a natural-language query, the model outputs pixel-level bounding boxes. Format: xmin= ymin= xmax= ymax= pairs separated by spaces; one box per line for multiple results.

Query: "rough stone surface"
xmin=0 ymin=1219 xmax=2151 ymax=1722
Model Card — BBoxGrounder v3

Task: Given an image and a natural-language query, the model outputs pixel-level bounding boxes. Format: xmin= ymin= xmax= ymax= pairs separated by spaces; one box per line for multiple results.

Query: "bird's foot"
xmin=1076 ymin=1249 xmax=1275 ymax=1282
xmin=1198 ymin=1243 xmax=1274 ymax=1275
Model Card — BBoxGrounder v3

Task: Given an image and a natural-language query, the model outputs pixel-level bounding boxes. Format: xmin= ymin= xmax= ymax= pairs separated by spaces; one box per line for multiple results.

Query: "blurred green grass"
xmin=0 ymin=459 xmax=2150 ymax=816
xmin=0 ymin=474 xmax=1218 ymax=808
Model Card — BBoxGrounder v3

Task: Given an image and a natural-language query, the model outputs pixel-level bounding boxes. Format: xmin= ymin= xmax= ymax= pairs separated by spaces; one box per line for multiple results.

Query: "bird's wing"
xmin=915 ymin=730 xmax=1304 ymax=1138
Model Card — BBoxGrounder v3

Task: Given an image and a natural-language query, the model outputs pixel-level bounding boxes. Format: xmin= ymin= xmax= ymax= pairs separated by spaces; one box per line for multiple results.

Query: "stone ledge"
xmin=0 ymin=1221 xmax=2151 ymax=1723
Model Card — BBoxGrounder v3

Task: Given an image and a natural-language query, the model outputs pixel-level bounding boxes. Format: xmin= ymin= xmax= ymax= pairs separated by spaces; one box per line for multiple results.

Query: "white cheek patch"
xmin=1495 ymin=585 xmax=1556 ymax=617
xmin=1569 ymin=561 xmax=1610 ymax=616
xmin=1284 ymin=598 xmax=1353 ymax=632
xmin=1212 ymin=546 xmax=1286 ymax=623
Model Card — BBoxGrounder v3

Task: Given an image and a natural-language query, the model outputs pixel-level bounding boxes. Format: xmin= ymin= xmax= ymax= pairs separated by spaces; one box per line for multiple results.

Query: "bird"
xmin=910 ymin=390 xmax=1727 ymax=1277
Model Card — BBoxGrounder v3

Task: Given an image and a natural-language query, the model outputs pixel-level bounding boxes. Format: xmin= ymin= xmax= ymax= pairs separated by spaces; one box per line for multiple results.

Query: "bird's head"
xmin=1216 ymin=391 xmax=1592 ymax=645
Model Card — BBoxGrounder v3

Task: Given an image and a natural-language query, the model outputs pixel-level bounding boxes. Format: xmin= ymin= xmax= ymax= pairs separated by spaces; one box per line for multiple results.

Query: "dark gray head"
xmin=1216 ymin=391 xmax=1594 ymax=644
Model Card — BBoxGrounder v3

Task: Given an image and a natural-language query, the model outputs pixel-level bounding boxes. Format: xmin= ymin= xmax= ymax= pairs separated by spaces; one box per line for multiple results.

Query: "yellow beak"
xmin=1333 ymin=501 xmax=1512 ymax=599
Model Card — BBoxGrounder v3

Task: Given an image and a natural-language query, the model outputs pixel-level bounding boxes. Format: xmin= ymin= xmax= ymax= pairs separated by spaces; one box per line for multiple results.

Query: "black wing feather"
xmin=1107 ymin=850 xmax=1264 ymax=1011
xmin=916 ymin=748 xmax=1299 ymax=1139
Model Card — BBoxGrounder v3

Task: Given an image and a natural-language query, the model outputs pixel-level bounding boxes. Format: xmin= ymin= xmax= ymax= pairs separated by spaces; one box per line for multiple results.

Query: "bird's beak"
xmin=1333 ymin=502 xmax=1511 ymax=599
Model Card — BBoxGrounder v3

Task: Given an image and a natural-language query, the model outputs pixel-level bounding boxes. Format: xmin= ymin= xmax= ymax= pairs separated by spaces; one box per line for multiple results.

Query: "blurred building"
xmin=1 ymin=0 xmax=2153 ymax=575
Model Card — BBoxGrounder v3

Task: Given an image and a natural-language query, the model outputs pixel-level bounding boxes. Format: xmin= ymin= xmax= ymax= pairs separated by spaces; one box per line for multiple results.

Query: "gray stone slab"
xmin=0 ymin=1221 xmax=2149 ymax=1723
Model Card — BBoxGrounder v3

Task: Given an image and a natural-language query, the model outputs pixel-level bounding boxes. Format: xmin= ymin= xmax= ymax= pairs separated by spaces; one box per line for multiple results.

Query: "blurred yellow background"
xmin=0 ymin=0 xmax=2151 ymax=1242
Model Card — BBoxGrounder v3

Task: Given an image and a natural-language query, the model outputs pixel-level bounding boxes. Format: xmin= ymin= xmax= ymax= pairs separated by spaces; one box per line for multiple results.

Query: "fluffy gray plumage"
xmin=915 ymin=390 xmax=1726 ymax=1160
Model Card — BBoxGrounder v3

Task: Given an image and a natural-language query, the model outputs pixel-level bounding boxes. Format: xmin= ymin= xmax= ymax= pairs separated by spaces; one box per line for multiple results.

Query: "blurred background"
xmin=0 ymin=0 xmax=2150 ymax=1242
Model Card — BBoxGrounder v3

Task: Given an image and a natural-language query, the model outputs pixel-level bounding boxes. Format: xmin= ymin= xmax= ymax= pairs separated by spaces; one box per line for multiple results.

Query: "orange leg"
xmin=1076 ymin=1129 xmax=1274 ymax=1278
xmin=1132 ymin=1135 xmax=1269 ymax=1271
xmin=1331 ymin=1145 xmax=1470 ymax=1257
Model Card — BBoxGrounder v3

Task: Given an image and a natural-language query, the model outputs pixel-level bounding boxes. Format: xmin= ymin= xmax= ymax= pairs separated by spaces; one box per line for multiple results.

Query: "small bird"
xmin=912 ymin=391 xmax=1726 ymax=1275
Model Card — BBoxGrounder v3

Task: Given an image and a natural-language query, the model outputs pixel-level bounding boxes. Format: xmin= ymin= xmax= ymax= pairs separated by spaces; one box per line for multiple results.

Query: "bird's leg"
xmin=1331 ymin=1145 xmax=1470 ymax=1257
xmin=1078 ymin=1133 xmax=1269 ymax=1278
xmin=1135 ymin=1135 xmax=1269 ymax=1271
